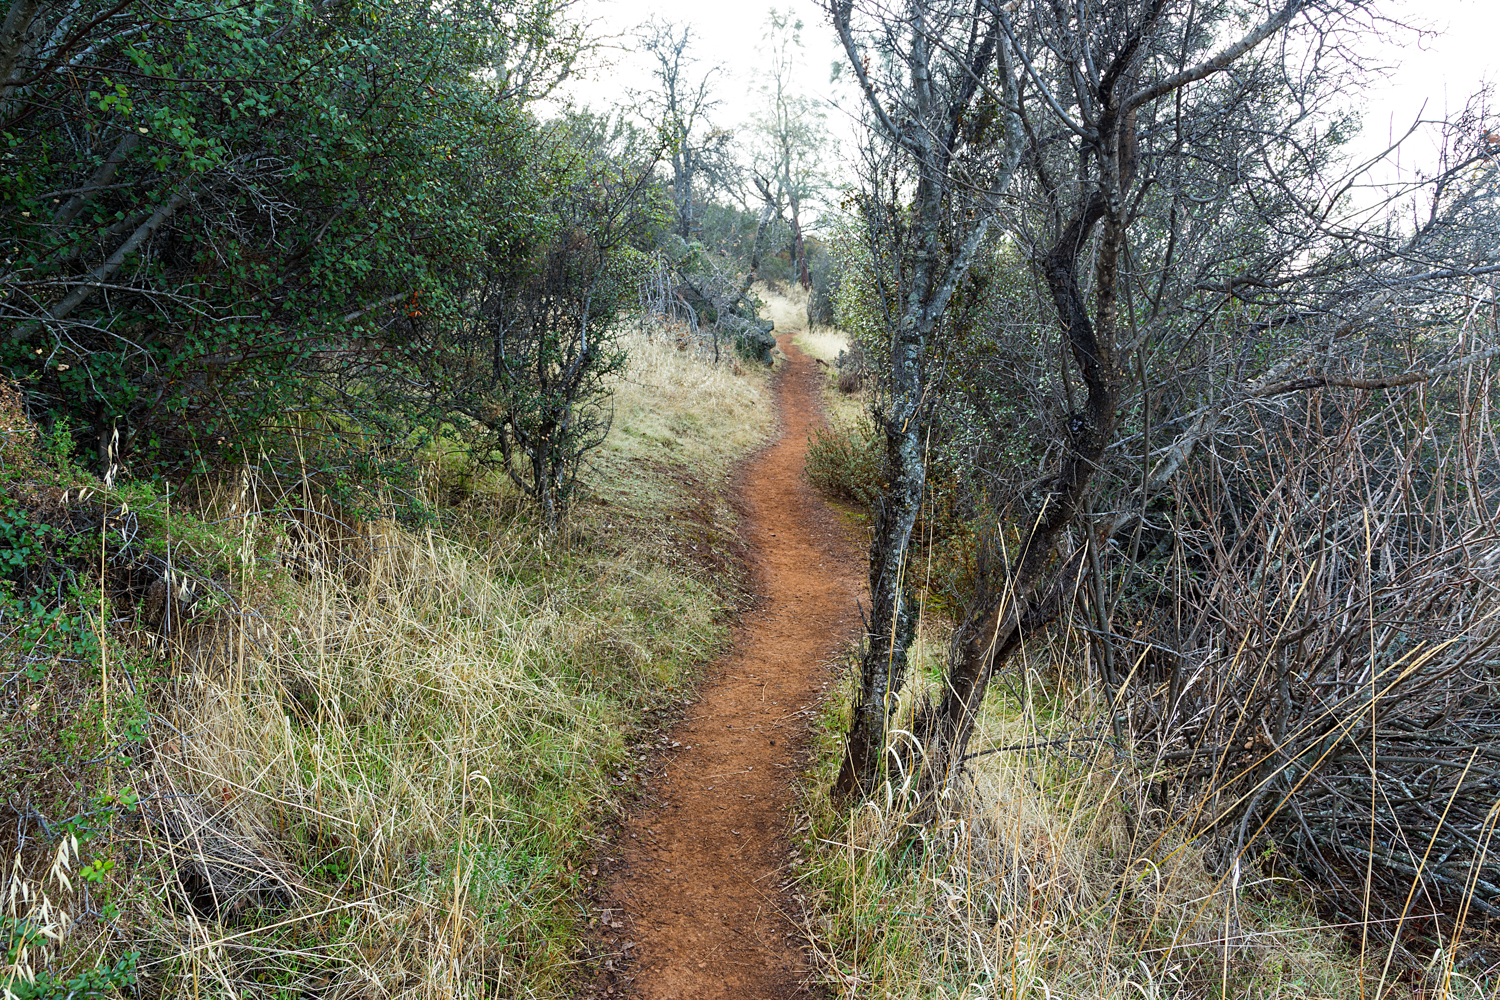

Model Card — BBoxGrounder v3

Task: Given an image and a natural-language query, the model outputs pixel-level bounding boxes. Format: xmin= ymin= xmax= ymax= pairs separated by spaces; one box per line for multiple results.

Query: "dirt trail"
xmin=600 ymin=332 xmax=864 ymax=999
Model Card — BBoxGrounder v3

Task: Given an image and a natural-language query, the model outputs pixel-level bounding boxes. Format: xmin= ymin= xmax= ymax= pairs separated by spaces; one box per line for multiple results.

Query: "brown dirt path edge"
xmin=600 ymin=333 xmax=865 ymax=1000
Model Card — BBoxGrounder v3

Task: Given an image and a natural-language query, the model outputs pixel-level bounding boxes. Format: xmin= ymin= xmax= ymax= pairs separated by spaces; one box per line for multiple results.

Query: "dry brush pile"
xmin=1120 ymin=370 xmax=1500 ymax=963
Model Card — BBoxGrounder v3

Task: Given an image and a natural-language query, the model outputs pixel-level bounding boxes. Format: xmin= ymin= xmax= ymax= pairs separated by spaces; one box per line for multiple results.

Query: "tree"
xmin=483 ymin=0 xmax=596 ymax=103
xmin=444 ymin=114 xmax=665 ymax=528
xmin=913 ymin=0 xmax=1500 ymax=792
xmin=751 ymin=10 xmax=827 ymax=289
xmin=636 ymin=19 xmax=734 ymax=241
xmin=827 ymin=0 xmax=1024 ymax=797
xmin=830 ymin=0 xmax=1500 ymax=809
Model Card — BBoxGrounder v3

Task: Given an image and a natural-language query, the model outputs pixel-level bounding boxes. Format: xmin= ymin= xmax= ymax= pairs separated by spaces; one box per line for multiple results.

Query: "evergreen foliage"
xmin=0 ymin=0 xmax=614 ymax=498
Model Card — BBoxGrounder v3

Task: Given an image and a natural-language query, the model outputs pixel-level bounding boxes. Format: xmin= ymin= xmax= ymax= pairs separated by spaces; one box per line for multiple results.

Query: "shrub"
xmin=1 ymin=0 xmax=551 ymax=476
xmin=805 ymin=416 xmax=884 ymax=509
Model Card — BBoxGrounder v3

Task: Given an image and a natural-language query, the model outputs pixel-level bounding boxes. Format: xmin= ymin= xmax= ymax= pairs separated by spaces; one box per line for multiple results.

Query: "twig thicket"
xmin=1122 ymin=354 xmax=1500 ymax=946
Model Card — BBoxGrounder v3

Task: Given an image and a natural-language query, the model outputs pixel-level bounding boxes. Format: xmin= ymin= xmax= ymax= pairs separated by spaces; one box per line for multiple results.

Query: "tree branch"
xmin=1124 ymin=0 xmax=1304 ymax=113
xmin=11 ymin=183 xmax=195 ymax=343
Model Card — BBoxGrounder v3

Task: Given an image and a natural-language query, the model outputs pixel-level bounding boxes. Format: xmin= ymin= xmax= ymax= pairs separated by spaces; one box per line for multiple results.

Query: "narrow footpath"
xmin=600 ymin=332 xmax=865 ymax=999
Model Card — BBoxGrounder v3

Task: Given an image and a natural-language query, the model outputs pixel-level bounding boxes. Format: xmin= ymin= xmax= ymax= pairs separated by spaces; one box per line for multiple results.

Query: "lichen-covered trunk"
xmin=734 ymin=199 xmax=777 ymax=307
xmin=0 ymin=0 xmax=41 ymax=107
xmin=835 ymin=377 xmax=927 ymax=796
xmin=672 ymin=145 xmax=694 ymax=240
xmin=835 ymin=157 xmax=943 ymax=799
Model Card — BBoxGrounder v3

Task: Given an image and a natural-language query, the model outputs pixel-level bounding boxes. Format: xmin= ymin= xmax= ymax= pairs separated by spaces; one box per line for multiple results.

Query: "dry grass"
xmin=795 ymin=612 xmax=1500 ymax=999
xmin=795 ymin=327 xmax=852 ymax=366
xmin=758 ymin=281 xmax=852 ymax=366
xmin=797 ymin=653 xmax=1358 ymax=999
xmin=2 ymin=330 xmax=772 ymax=998
xmin=782 ymin=315 xmax=1471 ymax=998
xmin=601 ymin=324 xmax=770 ymax=482
xmin=0 ymin=378 xmax=36 ymax=470
xmin=755 ymin=282 xmax=812 ymax=339
xmin=131 ymin=518 xmax=663 ymax=996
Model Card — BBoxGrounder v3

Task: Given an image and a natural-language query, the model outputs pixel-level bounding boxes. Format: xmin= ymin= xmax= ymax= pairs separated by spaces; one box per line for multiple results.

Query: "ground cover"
xmin=792 ymin=640 xmax=1386 ymax=999
xmin=1 ymin=328 xmax=771 ymax=999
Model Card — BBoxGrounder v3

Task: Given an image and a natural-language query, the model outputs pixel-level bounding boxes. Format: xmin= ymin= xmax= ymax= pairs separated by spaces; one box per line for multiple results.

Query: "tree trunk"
xmin=734 ymin=194 xmax=777 ymax=307
xmin=672 ymin=143 xmax=694 ymax=239
xmin=11 ymin=183 xmax=194 ymax=344
xmin=835 ymin=388 xmax=927 ymax=796
xmin=788 ymin=191 xmax=811 ymax=290
xmin=0 ymin=0 xmax=40 ymax=106
xmin=834 ymin=160 xmax=944 ymax=798
xmin=828 ymin=0 xmax=1017 ymax=801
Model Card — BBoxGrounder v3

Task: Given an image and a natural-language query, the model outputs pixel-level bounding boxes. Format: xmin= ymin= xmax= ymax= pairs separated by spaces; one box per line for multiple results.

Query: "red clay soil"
xmin=599 ymin=334 xmax=865 ymax=999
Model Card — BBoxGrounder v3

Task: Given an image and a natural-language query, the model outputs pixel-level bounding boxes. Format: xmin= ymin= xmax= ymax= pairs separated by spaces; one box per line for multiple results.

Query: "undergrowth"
xmin=791 ymin=319 xmax=1500 ymax=999
xmin=1 ymin=327 xmax=770 ymax=999
xmin=788 ymin=363 xmax=1445 ymax=996
xmin=805 ymin=417 xmax=886 ymax=512
xmin=797 ymin=327 xmax=885 ymax=518
xmin=791 ymin=617 xmax=1493 ymax=999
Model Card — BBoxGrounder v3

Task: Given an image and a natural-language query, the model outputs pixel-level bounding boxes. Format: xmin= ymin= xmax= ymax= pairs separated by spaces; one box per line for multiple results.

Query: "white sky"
xmin=554 ymin=0 xmax=1499 ymax=202
xmin=553 ymin=0 xmax=856 ymax=172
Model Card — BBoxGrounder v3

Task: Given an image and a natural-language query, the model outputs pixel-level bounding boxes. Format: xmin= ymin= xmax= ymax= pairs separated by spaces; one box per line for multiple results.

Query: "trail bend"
xmin=600 ymin=332 xmax=864 ymax=999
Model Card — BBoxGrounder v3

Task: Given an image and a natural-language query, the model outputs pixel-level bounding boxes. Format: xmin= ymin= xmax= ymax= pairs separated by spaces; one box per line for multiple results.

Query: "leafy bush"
xmin=1 ymin=0 xmax=550 ymax=475
xmin=805 ymin=417 xmax=884 ymax=509
xmin=442 ymin=113 xmax=665 ymax=527
xmin=1 ymin=926 xmax=137 ymax=1000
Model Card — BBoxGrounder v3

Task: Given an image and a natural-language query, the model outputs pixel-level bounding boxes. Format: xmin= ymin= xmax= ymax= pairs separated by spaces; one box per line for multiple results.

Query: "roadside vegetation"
xmin=3 ymin=0 xmax=805 ymax=988
xmin=795 ymin=316 xmax=1500 ymax=997
xmin=1 ymin=327 xmax=769 ymax=997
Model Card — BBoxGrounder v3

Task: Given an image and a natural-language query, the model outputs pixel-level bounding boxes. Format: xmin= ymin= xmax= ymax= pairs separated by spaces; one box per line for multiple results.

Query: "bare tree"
xmin=824 ymin=0 xmax=1500 ymax=811
xmin=827 ymin=0 xmax=1024 ymax=797
xmin=864 ymin=0 xmax=1349 ymax=790
xmin=636 ymin=19 xmax=734 ymax=241
xmin=893 ymin=0 xmax=1500 ymax=854
xmin=751 ymin=9 xmax=826 ymax=289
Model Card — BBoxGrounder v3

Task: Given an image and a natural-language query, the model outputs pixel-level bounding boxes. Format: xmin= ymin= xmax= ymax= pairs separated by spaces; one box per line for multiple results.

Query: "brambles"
xmin=1118 ymin=379 xmax=1500 ymax=957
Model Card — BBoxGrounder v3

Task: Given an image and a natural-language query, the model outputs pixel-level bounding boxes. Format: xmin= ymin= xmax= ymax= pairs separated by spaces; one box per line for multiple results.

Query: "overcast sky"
xmin=554 ymin=0 xmax=849 ymax=156
xmin=554 ymin=0 xmax=1499 ymax=199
